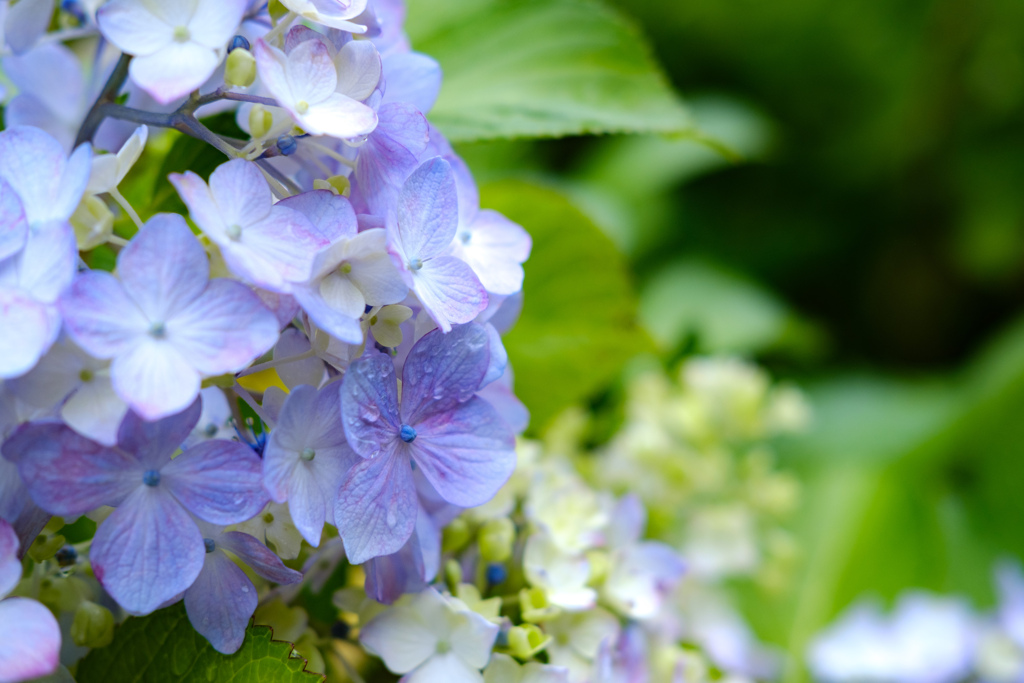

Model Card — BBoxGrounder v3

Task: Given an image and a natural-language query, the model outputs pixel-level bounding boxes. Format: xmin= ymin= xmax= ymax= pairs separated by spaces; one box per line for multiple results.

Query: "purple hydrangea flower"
xmin=263 ymin=383 xmax=359 ymax=547
xmin=0 ymin=126 xmax=91 ymax=231
xmin=387 ymin=157 xmax=488 ymax=332
xmin=186 ymin=523 xmax=302 ymax=654
xmin=170 ymin=159 xmax=328 ymax=292
xmin=351 ymin=102 xmax=429 ymax=217
xmin=336 ymin=322 xmax=515 ymax=563
xmin=59 ymin=213 xmax=280 ymax=421
xmin=3 ymin=400 xmax=268 ymax=615
xmin=0 ymin=519 xmax=61 ymax=682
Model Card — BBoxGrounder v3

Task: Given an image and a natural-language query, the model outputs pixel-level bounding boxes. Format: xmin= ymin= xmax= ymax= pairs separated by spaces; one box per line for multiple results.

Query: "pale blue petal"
xmin=335 ymin=451 xmax=417 ymax=564
xmin=117 ymin=399 xmax=201 ymax=469
xmin=184 ymin=549 xmax=257 ymax=654
xmin=400 ymin=324 xmax=491 ymax=425
xmin=340 ymin=352 xmax=401 ymax=458
xmin=162 ymin=439 xmax=267 ymax=525
xmin=216 ymin=531 xmax=302 ymax=584
xmin=389 ymin=157 xmax=458 ymax=263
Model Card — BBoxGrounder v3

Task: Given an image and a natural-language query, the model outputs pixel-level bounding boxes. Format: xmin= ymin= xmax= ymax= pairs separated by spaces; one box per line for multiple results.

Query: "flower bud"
xmin=277 ymin=135 xmax=298 ymax=156
xmin=29 ymin=533 xmax=66 ymax=563
xmin=225 ymin=47 xmax=257 ymax=88
xmin=72 ymin=601 xmax=115 ymax=648
xmin=249 ymin=105 xmax=274 ymax=139
xmin=478 ymin=517 xmax=515 ymax=563
xmin=508 ymin=623 xmax=550 ymax=660
xmin=228 ymin=35 xmax=251 ymax=53
xmin=519 ymin=587 xmax=559 ymax=623
xmin=442 ymin=517 xmax=471 ymax=553
xmin=313 ymin=175 xmax=351 ymax=196
xmin=70 ymin=195 xmax=114 ymax=251
xmin=444 ymin=559 xmax=463 ymax=592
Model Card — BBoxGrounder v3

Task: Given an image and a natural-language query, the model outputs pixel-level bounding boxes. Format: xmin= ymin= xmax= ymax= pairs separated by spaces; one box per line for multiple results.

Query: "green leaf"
xmin=407 ymin=0 xmax=691 ymax=142
xmin=480 ymin=181 xmax=651 ymax=431
xmin=76 ymin=603 xmax=325 ymax=683
xmin=638 ymin=258 xmax=823 ymax=358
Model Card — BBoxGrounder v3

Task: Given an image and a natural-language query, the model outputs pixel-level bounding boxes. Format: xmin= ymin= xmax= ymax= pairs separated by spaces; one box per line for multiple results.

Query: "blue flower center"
xmin=399 ymin=424 xmax=417 ymax=443
xmin=408 ymin=258 xmax=423 ymax=272
xmin=142 ymin=470 xmax=161 ymax=487
xmin=204 ymin=538 xmax=216 ymax=554
xmin=148 ymin=322 xmax=166 ymax=339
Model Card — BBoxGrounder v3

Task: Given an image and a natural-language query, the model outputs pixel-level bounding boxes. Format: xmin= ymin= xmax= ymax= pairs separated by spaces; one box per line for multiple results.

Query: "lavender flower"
xmin=3 ymin=400 xmax=268 ymax=615
xmin=336 ymin=322 xmax=515 ymax=563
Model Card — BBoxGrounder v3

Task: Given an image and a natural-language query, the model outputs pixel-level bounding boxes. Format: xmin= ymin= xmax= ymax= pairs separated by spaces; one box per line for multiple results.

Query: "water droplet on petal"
xmin=386 ymin=509 xmax=397 ymax=528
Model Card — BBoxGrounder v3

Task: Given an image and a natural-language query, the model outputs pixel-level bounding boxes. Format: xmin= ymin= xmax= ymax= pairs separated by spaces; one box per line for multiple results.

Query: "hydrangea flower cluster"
xmin=1 ymin=0 xmax=530 ymax=678
xmin=808 ymin=562 xmax=1024 ymax=683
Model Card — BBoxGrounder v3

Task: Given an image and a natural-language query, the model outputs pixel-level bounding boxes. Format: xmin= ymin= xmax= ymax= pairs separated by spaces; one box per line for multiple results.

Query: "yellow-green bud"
xmin=442 ymin=517 xmax=471 ymax=553
xmin=72 ymin=601 xmax=115 ymax=648
xmin=508 ymin=624 xmax=550 ymax=660
xmin=70 ymin=196 xmax=114 ymax=251
xmin=585 ymin=549 xmax=610 ymax=586
xmin=312 ymin=175 xmax=351 ymax=196
xmin=444 ymin=559 xmax=463 ymax=592
xmin=225 ymin=48 xmax=257 ymax=88
xmin=519 ymin=587 xmax=559 ymax=623
xmin=29 ymin=533 xmax=66 ymax=563
xmin=249 ymin=105 xmax=274 ymax=139
xmin=478 ymin=517 xmax=515 ymax=563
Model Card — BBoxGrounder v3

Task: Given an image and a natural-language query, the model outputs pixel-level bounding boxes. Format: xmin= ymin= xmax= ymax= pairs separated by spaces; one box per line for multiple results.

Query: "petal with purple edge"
xmin=110 ymin=338 xmax=201 ymax=421
xmin=0 ymin=179 xmax=27 ymax=261
xmin=0 ymin=519 xmax=20 ymax=598
xmin=410 ymin=256 xmax=488 ymax=333
xmin=117 ymin=214 xmax=209 ymax=322
xmin=278 ymin=190 xmax=357 ymax=243
xmin=391 ymin=157 xmax=459 ymax=262
xmin=184 ymin=549 xmax=256 ymax=655
xmin=163 ymin=439 xmax=267 ymax=525
xmin=3 ymin=422 xmax=141 ymax=517
xmin=410 ymin=397 xmax=516 ymax=508
xmin=12 ymin=221 xmax=76 ymax=304
xmin=335 ymin=452 xmax=417 ymax=565
xmin=168 ymin=279 xmax=279 ymax=376
xmin=292 ymin=286 xmax=364 ymax=345
xmin=340 ymin=352 xmax=401 ymax=458
xmin=0 ymin=597 xmax=60 ymax=681
xmin=91 ymin=486 xmax=204 ymax=615
xmin=207 ymin=159 xmax=272 ymax=230
xmin=400 ymin=325 xmax=491 ymax=424
xmin=168 ymin=171 xmax=226 ymax=241
xmin=482 ymin=323 xmax=508 ymax=388
xmin=216 ymin=531 xmax=302 ymax=584
xmin=0 ymin=125 xmax=89 ymax=226
xmin=355 ymin=103 xmax=429 ymax=217
xmin=117 ymin=399 xmax=201 ymax=470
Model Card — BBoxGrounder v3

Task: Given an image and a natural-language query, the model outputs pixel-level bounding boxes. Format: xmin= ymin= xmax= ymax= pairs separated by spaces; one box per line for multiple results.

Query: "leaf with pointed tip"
xmin=75 ymin=602 xmax=325 ymax=683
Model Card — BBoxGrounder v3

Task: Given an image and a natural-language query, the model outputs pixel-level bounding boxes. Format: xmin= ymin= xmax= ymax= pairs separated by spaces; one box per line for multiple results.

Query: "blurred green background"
xmin=416 ymin=0 xmax=1024 ymax=679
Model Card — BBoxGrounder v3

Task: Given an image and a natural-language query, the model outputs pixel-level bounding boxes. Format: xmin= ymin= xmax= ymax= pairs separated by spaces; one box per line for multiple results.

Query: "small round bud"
xmin=444 ymin=559 xmax=463 ymax=592
xmin=60 ymin=0 xmax=86 ymax=27
xmin=399 ymin=424 xmax=417 ymax=443
xmin=29 ymin=533 xmax=67 ymax=563
xmin=249 ymin=105 xmax=274 ymax=139
xmin=70 ymin=195 xmax=114 ymax=251
xmin=442 ymin=517 xmax=471 ymax=553
xmin=72 ymin=601 xmax=115 ymax=648
xmin=330 ymin=620 xmax=350 ymax=640
xmin=225 ymin=47 xmax=257 ymax=88
xmin=478 ymin=517 xmax=515 ymax=563
xmin=277 ymin=135 xmax=298 ymax=156
xmin=55 ymin=545 xmax=78 ymax=568
xmin=485 ymin=563 xmax=507 ymax=586
xmin=204 ymin=538 xmax=216 ymax=553
xmin=142 ymin=469 xmax=161 ymax=487
xmin=508 ymin=623 xmax=550 ymax=660
xmin=519 ymin=587 xmax=559 ymax=623
xmin=228 ymin=35 xmax=251 ymax=53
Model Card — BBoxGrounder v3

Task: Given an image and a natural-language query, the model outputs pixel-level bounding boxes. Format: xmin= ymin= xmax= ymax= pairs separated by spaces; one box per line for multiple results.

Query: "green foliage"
xmin=480 ymin=181 xmax=651 ymax=431
xmin=407 ymin=0 xmax=691 ymax=142
xmin=75 ymin=603 xmax=325 ymax=683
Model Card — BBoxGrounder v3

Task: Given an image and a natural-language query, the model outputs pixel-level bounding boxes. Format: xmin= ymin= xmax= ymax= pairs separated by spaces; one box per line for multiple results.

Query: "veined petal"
xmin=292 ymin=286 xmax=364 ymax=344
xmin=345 ymin=229 xmax=408 ymax=306
xmin=61 ymin=375 xmax=129 ymax=447
xmin=60 ymin=271 xmax=149 ymax=358
xmin=207 ymin=159 xmax=272 ymax=231
xmin=319 ymin=272 xmax=366 ymax=319
xmin=97 ymin=0 xmax=174 ymax=55
xmin=117 ymin=214 xmax=209 ymax=322
xmin=360 ymin=604 xmax=438 ymax=674
xmin=129 ymin=42 xmax=219 ymax=105
xmin=13 ymin=219 xmax=76 ymax=302
xmin=278 ymin=465 xmax=326 ymax=546
xmin=412 ymin=256 xmax=487 ymax=333
xmin=234 ymin=206 xmax=324 ymax=284
xmin=287 ymin=38 xmax=338 ymax=105
xmin=116 ymin=399 xmax=201 ymax=470
xmin=335 ymin=40 xmax=381 ymax=101
xmin=335 ymin=451 xmax=417 ymax=564
xmin=163 ymin=439 xmax=266 ymax=525
xmin=401 ymin=324 xmax=491 ymax=423
xmin=2 ymin=422 xmax=141 ymax=516
xmin=0 ymin=179 xmax=27 ymax=261
xmin=410 ymin=397 xmax=515 ymax=508
xmin=381 ymin=52 xmax=442 ymax=114
xmin=340 ymin=352 xmax=401 ymax=458
xmin=110 ymin=338 xmax=201 ymax=421
xmin=354 ymin=103 xmax=428 ymax=217
xmin=187 ymin=0 xmax=247 ymax=50
xmin=168 ymin=279 xmax=279 ymax=376
xmin=168 ymin=171 xmax=229 ymax=243
xmin=0 ymin=126 xmax=90 ymax=226
xmin=90 ymin=486 xmax=204 ymax=615
xmin=0 ymin=597 xmax=61 ymax=682
xmin=184 ymin=549 xmax=257 ymax=655
xmin=391 ymin=157 xmax=459 ymax=262
xmin=278 ymin=190 xmax=357 ymax=243
xmin=272 ymin=328 xmax=325 ymax=389
xmin=253 ymin=39 xmax=294 ymax=108
xmin=216 ymin=531 xmax=302 ymax=585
